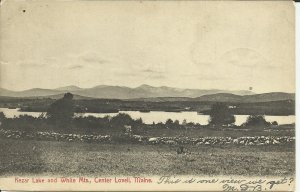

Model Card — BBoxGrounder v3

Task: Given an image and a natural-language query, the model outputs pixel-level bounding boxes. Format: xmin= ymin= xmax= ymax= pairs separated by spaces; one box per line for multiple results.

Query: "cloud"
xmin=116 ymin=69 xmax=166 ymax=79
xmin=181 ymin=73 xmax=228 ymax=81
xmin=67 ymin=51 xmax=110 ymax=66
xmin=81 ymin=57 xmax=109 ymax=65
xmin=197 ymin=76 xmax=229 ymax=81
xmin=0 ymin=57 xmax=62 ymax=69
xmin=150 ymin=73 xmax=166 ymax=79
xmin=2 ymin=60 xmax=45 ymax=68
xmin=140 ymin=68 xmax=164 ymax=74
xmin=20 ymin=61 xmax=44 ymax=68
xmin=218 ymin=48 xmax=278 ymax=69
xmin=137 ymin=68 xmax=166 ymax=79
xmin=68 ymin=65 xmax=84 ymax=70
xmin=0 ymin=61 xmax=9 ymax=66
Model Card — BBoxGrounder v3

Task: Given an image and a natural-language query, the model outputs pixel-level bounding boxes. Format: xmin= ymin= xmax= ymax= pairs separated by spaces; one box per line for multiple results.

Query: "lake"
xmin=0 ymin=108 xmax=295 ymax=126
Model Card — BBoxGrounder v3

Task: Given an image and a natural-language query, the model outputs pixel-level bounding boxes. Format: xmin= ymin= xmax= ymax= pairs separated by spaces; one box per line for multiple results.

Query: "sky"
xmin=0 ymin=0 xmax=295 ymax=93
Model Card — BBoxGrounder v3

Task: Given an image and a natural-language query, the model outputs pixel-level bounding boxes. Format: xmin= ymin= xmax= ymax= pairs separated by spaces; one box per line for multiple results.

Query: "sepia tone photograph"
xmin=0 ymin=0 xmax=296 ymax=191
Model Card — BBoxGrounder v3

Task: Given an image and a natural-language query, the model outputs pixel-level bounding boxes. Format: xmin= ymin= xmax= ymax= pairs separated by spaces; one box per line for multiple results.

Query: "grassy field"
xmin=0 ymin=138 xmax=294 ymax=176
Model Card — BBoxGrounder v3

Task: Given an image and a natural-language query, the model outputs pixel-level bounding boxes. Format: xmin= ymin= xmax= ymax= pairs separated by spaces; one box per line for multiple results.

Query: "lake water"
xmin=0 ymin=108 xmax=295 ymax=126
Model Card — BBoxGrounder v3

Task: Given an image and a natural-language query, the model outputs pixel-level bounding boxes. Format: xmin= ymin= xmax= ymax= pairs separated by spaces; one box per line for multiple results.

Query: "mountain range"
xmin=0 ymin=84 xmax=254 ymax=99
xmin=0 ymin=85 xmax=294 ymax=103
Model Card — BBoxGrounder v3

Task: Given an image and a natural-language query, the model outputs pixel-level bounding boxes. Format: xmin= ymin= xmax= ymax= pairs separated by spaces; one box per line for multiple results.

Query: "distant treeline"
xmin=0 ymin=97 xmax=295 ymax=116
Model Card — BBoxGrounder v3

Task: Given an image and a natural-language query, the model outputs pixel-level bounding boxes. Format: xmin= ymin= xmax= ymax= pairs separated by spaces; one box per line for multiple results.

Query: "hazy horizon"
xmin=0 ymin=83 xmax=296 ymax=94
xmin=2 ymin=83 xmax=253 ymax=91
xmin=0 ymin=1 xmax=295 ymax=93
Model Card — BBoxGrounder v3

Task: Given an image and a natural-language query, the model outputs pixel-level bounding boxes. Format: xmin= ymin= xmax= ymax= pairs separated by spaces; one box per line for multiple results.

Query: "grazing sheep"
xmin=132 ymin=135 xmax=143 ymax=142
xmin=0 ymin=128 xmax=295 ymax=146
xmin=233 ymin=139 xmax=239 ymax=144
xmin=196 ymin=142 xmax=203 ymax=146
xmin=248 ymin=142 xmax=254 ymax=146
xmin=148 ymin=137 xmax=159 ymax=144
xmin=165 ymin=140 xmax=177 ymax=145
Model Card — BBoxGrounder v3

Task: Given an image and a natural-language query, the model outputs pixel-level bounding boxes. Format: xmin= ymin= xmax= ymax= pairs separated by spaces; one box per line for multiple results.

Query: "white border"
xmin=295 ymin=2 xmax=299 ymax=191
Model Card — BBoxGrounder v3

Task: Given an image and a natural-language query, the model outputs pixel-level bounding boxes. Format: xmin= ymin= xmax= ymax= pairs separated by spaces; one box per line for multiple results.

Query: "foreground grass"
xmin=0 ymin=138 xmax=294 ymax=176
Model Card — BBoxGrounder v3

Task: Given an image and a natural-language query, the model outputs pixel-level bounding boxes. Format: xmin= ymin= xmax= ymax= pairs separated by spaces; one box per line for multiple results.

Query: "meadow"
xmin=0 ymin=138 xmax=294 ymax=176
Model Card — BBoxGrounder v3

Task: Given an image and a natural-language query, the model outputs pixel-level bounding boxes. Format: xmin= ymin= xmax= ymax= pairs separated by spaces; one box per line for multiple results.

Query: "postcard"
xmin=0 ymin=0 xmax=295 ymax=191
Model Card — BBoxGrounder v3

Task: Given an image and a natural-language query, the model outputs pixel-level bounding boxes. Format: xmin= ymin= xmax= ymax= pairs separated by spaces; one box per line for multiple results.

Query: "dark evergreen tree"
xmin=242 ymin=115 xmax=271 ymax=127
xmin=209 ymin=103 xmax=235 ymax=126
xmin=46 ymin=93 xmax=74 ymax=126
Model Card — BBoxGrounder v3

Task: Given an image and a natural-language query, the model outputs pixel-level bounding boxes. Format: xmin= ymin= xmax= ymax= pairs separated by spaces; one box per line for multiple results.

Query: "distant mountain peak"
xmin=92 ymin=85 xmax=110 ymax=89
xmin=0 ymin=87 xmax=12 ymax=91
xmin=26 ymin=88 xmax=54 ymax=91
xmin=137 ymin=84 xmax=155 ymax=89
xmin=55 ymin=85 xmax=82 ymax=91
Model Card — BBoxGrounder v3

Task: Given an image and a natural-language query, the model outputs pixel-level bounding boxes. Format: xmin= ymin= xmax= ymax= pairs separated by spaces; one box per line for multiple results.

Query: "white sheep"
xmin=165 ymin=140 xmax=177 ymax=145
xmin=149 ymin=137 xmax=159 ymax=144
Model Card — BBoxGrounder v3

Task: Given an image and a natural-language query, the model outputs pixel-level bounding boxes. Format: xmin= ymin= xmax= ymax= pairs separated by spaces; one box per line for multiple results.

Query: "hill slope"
xmin=193 ymin=92 xmax=294 ymax=103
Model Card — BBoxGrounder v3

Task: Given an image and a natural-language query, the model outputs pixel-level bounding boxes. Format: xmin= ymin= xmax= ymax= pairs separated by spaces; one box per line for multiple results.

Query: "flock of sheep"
xmin=142 ymin=135 xmax=295 ymax=146
xmin=0 ymin=129 xmax=111 ymax=142
xmin=0 ymin=129 xmax=294 ymax=146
